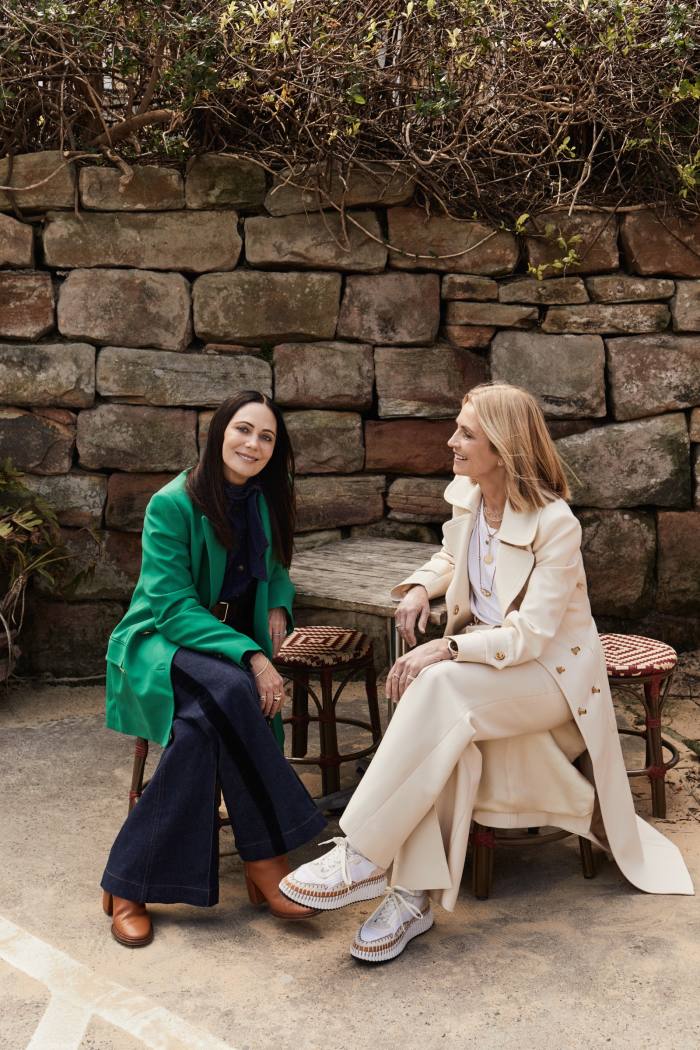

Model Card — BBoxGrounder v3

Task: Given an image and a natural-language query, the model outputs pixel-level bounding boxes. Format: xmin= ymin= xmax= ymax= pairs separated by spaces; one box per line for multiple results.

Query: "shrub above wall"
xmin=0 ymin=151 xmax=698 ymax=673
xmin=2 ymin=1 xmax=699 ymax=221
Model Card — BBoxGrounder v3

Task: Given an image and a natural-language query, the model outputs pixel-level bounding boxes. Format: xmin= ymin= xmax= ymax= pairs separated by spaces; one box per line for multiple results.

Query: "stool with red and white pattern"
xmin=600 ymin=633 xmax=680 ymax=819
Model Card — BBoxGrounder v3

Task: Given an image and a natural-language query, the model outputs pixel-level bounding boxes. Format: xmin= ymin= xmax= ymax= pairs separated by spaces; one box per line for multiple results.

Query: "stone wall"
xmin=1 ymin=151 xmax=698 ymax=674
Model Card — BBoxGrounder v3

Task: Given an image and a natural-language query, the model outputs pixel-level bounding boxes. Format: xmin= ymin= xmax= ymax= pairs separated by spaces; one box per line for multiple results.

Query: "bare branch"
xmin=90 ymin=110 xmax=177 ymax=147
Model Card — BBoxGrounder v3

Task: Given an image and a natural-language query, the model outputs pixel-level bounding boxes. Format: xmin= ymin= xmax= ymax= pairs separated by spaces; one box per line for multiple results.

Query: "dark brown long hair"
xmin=186 ymin=391 xmax=295 ymax=567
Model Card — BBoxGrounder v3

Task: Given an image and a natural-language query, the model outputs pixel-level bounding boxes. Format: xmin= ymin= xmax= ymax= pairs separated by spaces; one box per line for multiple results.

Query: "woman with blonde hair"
xmin=279 ymin=381 xmax=693 ymax=962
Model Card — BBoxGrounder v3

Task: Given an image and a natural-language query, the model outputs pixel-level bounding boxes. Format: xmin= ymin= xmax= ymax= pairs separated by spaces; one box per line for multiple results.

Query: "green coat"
xmin=105 ymin=471 xmax=294 ymax=749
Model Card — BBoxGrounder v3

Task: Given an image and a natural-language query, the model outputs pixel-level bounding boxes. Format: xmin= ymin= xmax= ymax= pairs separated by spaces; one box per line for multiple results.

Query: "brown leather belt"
xmin=211 ymin=601 xmax=231 ymax=624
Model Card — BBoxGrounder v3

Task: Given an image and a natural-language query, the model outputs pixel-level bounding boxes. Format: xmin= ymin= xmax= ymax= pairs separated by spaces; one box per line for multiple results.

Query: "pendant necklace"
xmin=477 ymin=502 xmax=499 ymax=598
xmin=481 ymin=501 xmax=501 ymax=566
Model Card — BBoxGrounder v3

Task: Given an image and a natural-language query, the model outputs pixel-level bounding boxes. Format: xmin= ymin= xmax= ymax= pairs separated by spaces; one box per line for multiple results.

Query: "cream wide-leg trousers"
xmin=339 ymin=656 xmax=573 ymax=912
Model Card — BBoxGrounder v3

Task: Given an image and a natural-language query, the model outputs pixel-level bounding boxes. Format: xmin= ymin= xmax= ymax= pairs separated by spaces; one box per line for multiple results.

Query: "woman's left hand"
xmin=268 ymin=607 xmax=288 ymax=657
xmin=385 ymin=638 xmax=452 ymax=704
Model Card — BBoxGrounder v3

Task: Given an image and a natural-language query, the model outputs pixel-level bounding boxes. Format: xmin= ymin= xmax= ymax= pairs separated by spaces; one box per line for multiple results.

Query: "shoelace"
xmin=317 ymin=837 xmax=355 ymax=887
xmin=369 ymin=886 xmax=424 ymax=932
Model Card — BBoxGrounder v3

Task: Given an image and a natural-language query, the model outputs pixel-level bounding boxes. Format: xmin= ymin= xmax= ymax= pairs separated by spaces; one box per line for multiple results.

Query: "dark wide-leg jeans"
xmin=101 ymin=648 xmax=327 ymax=906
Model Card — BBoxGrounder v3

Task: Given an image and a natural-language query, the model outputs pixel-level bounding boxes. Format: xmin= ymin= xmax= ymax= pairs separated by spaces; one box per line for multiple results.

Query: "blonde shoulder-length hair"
xmin=463 ymin=382 xmax=571 ymax=512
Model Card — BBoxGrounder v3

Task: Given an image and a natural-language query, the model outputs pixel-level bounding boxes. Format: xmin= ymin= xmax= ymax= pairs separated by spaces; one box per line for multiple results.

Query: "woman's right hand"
xmin=249 ymin=652 xmax=286 ymax=718
xmin=394 ymin=585 xmax=430 ymax=648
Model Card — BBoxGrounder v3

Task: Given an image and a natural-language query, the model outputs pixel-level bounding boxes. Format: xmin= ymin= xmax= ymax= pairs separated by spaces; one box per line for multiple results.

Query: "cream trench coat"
xmin=391 ymin=476 xmax=693 ymax=897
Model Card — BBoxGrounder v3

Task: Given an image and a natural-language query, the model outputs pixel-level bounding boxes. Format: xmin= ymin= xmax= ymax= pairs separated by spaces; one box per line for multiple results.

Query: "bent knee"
xmin=415 ymin=660 xmax=464 ymax=689
xmin=395 ymin=660 xmax=464 ymax=712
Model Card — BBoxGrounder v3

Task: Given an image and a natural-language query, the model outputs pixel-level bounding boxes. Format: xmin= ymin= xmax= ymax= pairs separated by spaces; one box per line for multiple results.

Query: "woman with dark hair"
xmin=100 ymin=391 xmax=326 ymax=947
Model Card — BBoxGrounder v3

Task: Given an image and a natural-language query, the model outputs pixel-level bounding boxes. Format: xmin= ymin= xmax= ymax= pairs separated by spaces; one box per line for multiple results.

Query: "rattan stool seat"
xmin=278 ymin=625 xmax=371 ymax=667
xmin=276 ymin=625 xmax=381 ymax=798
xmin=600 ymin=633 xmax=677 ymax=677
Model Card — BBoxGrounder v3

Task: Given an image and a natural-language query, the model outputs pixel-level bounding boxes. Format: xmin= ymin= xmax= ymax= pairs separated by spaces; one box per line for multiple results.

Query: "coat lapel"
xmin=493 ymin=500 xmax=540 ymax=617
xmin=442 ymin=482 xmax=481 ymax=587
xmin=201 ymin=514 xmax=227 ymax=607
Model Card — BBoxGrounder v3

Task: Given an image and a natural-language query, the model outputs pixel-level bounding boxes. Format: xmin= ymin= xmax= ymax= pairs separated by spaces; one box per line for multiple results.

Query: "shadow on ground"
xmin=0 ymin=655 xmax=698 ymax=1050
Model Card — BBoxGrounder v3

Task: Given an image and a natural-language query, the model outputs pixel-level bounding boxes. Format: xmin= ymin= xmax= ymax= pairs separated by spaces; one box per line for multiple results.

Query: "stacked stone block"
xmin=0 ymin=151 xmax=698 ymax=673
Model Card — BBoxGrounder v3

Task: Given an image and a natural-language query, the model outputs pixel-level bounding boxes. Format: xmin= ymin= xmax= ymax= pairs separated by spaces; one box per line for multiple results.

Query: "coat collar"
xmin=498 ymin=499 xmax=541 ymax=548
xmin=443 ymin=476 xmax=541 ymax=548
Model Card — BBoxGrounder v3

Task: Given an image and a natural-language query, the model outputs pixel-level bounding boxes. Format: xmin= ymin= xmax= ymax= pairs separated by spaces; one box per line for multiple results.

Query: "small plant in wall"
xmin=0 ymin=461 xmax=76 ymax=683
xmin=526 ymin=223 xmax=583 ymax=281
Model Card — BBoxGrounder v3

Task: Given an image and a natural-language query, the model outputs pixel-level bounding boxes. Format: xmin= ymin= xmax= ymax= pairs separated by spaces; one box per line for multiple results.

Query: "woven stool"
xmin=469 ymin=739 xmax=597 ymax=900
xmin=470 ymin=822 xmax=596 ymax=900
xmin=600 ymin=633 xmax=680 ymax=819
xmin=277 ymin=626 xmax=382 ymax=797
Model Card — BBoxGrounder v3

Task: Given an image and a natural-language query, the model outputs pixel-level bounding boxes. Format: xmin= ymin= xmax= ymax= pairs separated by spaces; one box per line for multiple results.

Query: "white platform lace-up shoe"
xmin=350 ymin=886 xmax=434 ymax=963
xmin=278 ymin=837 xmax=387 ymax=910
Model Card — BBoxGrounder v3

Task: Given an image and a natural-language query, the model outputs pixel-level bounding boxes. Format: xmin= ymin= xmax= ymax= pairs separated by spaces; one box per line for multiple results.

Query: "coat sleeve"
xmin=140 ymin=491 xmax=264 ymax=666
xmin=390 ymin=506 xmax=465 ymax=601
xmin=450 ymin=503 xmax=582 ymax=667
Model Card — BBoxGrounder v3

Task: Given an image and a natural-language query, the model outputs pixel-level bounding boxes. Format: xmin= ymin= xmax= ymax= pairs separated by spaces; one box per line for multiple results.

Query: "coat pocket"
xmin=106 ymin=637 xmax=127 ymax=672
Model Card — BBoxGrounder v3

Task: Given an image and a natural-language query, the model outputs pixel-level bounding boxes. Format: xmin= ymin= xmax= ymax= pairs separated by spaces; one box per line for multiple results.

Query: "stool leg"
xmin=128 ymin=737 xmax=149 ymax=813
xmin=643 ymin=675 xmax=667 ymax=819
xmin=319 ymin=667 xmax=341 ymax=796
xmin=364 ymin=655 xmax=382 ymax=744
xmin=290 ymin=671 xmax=310 ymax=758
xmin=471 ymin=823 xmax=495 ymax=900
xmin=579 ymin=837 xmax=596 ymax=879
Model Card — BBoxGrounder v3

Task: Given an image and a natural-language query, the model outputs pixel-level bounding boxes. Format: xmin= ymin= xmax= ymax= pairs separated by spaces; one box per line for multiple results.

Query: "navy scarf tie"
xmin=223 ymin=480 xmax=269 ymax=585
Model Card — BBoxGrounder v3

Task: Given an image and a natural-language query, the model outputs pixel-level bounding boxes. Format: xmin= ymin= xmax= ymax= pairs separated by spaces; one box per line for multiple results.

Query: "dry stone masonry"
xmin=0 ymin=149 xmax=698 ymax=672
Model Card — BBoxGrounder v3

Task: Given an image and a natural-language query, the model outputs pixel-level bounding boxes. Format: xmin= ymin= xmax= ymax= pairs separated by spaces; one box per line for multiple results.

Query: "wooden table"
xmin=291 ymin=537 xmax=448 ymax=665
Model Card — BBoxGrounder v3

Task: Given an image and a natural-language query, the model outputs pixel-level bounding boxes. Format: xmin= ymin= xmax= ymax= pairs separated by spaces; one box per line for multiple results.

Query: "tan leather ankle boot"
xmin=244 ymin=856 xmax=319 ymax=920
xmin=102 ymin=890 xmax=153 ymax=947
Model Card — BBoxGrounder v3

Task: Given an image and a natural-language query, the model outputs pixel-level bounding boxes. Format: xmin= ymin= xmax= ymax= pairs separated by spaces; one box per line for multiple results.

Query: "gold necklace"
xmin=483 ymin=518 xmax=498 ymax=565
xmin=483 ymin=502 xmax=504 ymax=528
xmin=478 ymin=502 xmax=498 ymax=595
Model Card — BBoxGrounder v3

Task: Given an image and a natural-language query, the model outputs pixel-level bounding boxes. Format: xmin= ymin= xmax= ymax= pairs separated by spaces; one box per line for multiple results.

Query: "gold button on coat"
xmin=578 ymin=706 xmax=587 ymax=716
xmin=591 ymin=686 xmax=601 ymax=694
xmin=495 ymin=651 xmax=505 ymax=661
xmin=556 ymin=665 xmax=566 ymax=674
xmin=453 ymin=604 xmax=460 ymax=614
xmin=571 ymin=646 xmax=581 ymax=655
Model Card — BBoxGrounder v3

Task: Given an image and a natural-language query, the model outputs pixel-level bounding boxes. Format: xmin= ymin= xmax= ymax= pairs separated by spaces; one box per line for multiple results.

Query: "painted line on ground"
xmin=0 ymin=915 xmax=238 ymax=1050
xmin=26 ymin=996 xmax=93 ymax=1050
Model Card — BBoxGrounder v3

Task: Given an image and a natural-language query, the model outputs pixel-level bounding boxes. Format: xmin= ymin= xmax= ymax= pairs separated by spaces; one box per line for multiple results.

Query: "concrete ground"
xmin=0 ymin=658 xmax=699 ymax=1050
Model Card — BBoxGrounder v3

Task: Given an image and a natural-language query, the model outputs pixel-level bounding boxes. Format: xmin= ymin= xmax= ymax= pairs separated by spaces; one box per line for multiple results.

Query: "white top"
xmin=468 ymin=501 xmax=503 ymax=626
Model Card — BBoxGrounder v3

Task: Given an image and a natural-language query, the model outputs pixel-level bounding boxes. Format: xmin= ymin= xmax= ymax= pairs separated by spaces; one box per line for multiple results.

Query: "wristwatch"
xmin=446 ymin=637 xmax=459 ymax=660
